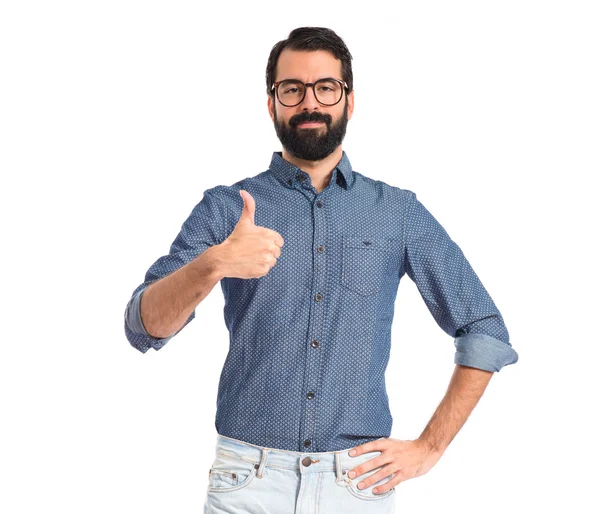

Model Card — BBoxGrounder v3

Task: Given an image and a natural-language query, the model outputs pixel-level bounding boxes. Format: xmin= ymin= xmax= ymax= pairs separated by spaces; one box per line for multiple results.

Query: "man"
xmin=124 ymin=27 xmax=518 ymax=513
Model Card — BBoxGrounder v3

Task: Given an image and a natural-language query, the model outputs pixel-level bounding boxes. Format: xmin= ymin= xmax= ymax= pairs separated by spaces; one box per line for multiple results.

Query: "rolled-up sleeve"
xmin=124 ymin=188 xmax=228 ymax=353
xmin=402 ymin=191 xmax=518 ymax=372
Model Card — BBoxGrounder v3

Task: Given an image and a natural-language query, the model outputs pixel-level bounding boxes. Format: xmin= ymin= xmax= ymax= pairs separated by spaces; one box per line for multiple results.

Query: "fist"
xmin=218 ymin=190 xmax=285 ymax=279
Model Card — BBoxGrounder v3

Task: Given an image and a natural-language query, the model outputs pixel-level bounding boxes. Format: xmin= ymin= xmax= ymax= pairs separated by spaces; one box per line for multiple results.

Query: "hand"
xmin=346 ymin=437 xmax=443 ymax=495
xmin=217 ymin=190 xmax=285 ymax=279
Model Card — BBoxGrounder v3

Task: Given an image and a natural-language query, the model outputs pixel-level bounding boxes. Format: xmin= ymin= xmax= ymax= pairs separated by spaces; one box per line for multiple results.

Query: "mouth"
xmin=296 ymin=121 xmax=325 ymax=128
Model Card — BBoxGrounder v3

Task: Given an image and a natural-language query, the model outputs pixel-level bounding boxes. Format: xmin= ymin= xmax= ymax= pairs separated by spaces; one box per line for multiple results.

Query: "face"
xmin=268 ymin=49 xmax=354 ymax=162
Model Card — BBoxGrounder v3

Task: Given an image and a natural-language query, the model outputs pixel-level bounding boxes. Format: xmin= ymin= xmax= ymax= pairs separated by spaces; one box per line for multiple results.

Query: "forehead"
xmin=275 ymin=49 xmax=343 ymax=81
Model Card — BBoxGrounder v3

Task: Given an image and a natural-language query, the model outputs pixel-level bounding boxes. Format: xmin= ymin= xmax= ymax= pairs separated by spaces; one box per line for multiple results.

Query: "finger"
xmin=347 ymin=454 xmax=389 ymax=480
xmin=356 ymin=464 xmax=397 ymax=492
xmin=270 ymin=242 xmax=282 ymax=259
xmin=349 ymin=438 xmax=386 ymax=457
xmin=373 ymin=470 xmax=406 ymax=495
xmin=264 ymin=254 xmax=277 ymax=271
xmin=265 ymin=228 xmax=284 ymax=247
xmin=238 ymin=190 xmax=256 ymax=225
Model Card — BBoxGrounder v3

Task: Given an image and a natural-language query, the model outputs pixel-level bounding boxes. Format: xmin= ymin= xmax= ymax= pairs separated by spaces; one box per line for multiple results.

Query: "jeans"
xmin=203 ymin=434 xmax=396 ymax=513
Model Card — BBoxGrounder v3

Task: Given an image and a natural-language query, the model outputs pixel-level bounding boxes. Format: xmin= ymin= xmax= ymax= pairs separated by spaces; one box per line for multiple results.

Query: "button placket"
xmin=299 ymin=194 xmax=328 ymax=451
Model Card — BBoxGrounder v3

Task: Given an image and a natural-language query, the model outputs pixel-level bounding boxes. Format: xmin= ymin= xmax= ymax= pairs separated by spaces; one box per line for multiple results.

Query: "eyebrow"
xmin=278 ymin=76 xmax=339 ymax=82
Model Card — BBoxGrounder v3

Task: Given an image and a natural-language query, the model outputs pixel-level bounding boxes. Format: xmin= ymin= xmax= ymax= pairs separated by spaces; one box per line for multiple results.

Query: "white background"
xmin=1 ymin=1 xmax=598 ymax=512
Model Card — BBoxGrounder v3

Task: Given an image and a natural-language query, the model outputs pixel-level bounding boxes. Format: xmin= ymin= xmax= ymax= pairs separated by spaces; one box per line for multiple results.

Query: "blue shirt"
xmin=124 ymin=150 xmax=518 ymax=452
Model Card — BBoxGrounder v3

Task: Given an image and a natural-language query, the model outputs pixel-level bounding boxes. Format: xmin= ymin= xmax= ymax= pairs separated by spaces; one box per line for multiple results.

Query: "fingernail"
xmin=349 ymin=450 xmax=356 ymax=456
xmin=348 ymin=471 xmax=355 ymax=478
xmin=358 ymin=482 xmax=365 ymax=489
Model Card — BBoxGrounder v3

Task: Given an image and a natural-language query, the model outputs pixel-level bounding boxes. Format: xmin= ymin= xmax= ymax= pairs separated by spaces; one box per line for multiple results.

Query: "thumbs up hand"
xmin=217 ymin=190 xmax=285 ymax=279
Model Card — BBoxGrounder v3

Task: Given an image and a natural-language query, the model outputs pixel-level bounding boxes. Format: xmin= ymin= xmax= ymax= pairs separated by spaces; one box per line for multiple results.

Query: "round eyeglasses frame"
xmin=271 ymin=78 xmax=349 ymax=107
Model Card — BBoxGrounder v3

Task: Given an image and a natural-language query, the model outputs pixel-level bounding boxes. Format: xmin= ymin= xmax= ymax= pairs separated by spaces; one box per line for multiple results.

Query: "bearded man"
xmin=124 ymin=26 xmax=518 ymax=514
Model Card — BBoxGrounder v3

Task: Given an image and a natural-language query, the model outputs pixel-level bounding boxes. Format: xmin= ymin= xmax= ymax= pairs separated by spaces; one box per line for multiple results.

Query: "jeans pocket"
xmin=341 ymin=236 xmax=395 ymax=296
xmin=207 ymin=453 xmax=257 ymax=493
xmin=343 ymin=465 xmax=396 ymax=501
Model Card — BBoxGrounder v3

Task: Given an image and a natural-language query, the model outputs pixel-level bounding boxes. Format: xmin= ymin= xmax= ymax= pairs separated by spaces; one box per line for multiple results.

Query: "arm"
xmin=346 ymin=364 xmax=494 ymax=491
xmin=124 ymin=187 xmax=283 ymax=353
xmin=124 ymin=189 xmax=228 ymax=353
xmin=402 ymin=190 xmax=518 ymax=371
xmin=139 ymin=245 xmax=225 ymax=338
xmin=344 ymin=193 xmax=516 ymax=490
xmin=404 ymin=191 xmax=516 ymax=450
xmin=419 ymin=364 xmax=493 ymax=455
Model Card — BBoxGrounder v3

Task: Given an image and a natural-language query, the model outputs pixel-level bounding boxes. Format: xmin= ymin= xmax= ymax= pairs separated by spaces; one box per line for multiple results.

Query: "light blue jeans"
xmin=203 ymin=434 xmax=396 ymax=513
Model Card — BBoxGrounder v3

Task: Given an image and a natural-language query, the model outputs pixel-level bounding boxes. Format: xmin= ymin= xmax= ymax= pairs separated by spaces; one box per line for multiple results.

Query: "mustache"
xmin=289 ymin=111 xmax=332 ymax=127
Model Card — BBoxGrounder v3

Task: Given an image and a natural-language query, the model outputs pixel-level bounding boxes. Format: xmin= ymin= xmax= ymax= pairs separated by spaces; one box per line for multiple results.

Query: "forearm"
xmin=140 ymin=244 xmax=226 ymax=338
xmin=418 ymin=364 xmax=493 ymax=454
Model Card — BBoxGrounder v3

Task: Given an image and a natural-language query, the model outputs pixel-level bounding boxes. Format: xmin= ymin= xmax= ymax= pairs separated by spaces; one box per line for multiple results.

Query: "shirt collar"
xmin=269 ymin=150 xmax=354 ymax=190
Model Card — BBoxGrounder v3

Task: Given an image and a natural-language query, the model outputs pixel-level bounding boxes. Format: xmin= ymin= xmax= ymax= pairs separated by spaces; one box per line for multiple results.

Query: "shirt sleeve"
xmin=124 ymin=188 xmax=228 ymax=353
xmin=402 ymin=191 xmax=518 ymax=372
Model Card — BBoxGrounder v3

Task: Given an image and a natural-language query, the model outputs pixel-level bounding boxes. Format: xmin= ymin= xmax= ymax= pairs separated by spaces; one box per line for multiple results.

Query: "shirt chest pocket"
xmin=341 ymin=236 xmax=396 ymax=296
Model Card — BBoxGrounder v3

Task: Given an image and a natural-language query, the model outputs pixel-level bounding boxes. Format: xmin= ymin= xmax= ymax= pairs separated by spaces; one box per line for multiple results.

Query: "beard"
xmin=273 ymin=98 xmax=349 ymax=162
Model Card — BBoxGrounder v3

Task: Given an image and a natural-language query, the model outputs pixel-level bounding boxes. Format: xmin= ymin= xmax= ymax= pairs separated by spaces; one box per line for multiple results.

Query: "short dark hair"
xmin=265 ymin=27 xmax=354 ymax=97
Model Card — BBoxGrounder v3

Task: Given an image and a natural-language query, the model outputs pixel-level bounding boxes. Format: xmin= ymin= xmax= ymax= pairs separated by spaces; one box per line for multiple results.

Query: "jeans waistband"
xmin=214 ymin=434 xmax=387 ymax=479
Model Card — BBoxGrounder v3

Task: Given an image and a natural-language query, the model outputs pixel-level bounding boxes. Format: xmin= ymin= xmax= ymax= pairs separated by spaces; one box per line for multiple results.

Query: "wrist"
xmin=417 ymin=435 xmax=446 ymax=456
xmin=203 ymin=242 xmax=230 ymax=281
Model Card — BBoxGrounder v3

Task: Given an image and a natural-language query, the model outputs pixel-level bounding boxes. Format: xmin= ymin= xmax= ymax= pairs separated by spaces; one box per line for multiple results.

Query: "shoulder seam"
xmin=402 ymin=190 xmax=416 ymax=259
xmin=204 ymin=188 xmax=228 ymax=245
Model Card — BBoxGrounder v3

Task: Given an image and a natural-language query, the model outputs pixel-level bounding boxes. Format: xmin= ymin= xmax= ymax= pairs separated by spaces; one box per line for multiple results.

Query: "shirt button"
xmin=304 ymin=440 xmax=312 ymax=449
xmin=317 ymin=245 xmax=325 ymax=253
xmin=287 ymin=179 xmax=293 ymax=185
xmin=299 ymin=175 xmax=306 ymax=182
xmin=315 ymin=293 xmax=323 ymax=302
xmin=316 ymin=200 xmax=323 ymax=208
xmin=311 ymin=339 xmax=319 ymax=348
xmin=306 ymin=391 xmax=315 ymax=400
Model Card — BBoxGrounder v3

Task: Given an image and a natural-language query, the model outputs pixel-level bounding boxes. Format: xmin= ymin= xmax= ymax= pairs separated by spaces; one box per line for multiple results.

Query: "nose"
xmin=300 ymin=85 xmax=320 ymax=110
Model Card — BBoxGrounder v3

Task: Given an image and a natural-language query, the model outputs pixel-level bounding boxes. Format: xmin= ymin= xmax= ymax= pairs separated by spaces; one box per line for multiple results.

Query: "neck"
xmin=281 ymin=146 xmax=343 ymax=193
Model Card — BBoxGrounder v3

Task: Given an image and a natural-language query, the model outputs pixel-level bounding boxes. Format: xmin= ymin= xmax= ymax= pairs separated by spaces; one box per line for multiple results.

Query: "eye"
xmin=283 ymin=87 xmax=300 ymax=94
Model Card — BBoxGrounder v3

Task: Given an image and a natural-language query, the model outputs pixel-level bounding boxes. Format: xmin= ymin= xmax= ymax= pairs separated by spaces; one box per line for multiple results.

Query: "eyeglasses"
xmin=271 ymin=78 xmax=348 ymax=107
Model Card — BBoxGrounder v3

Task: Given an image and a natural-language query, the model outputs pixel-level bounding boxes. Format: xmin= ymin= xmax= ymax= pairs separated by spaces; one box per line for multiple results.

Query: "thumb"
xmin=237 ymin=189 xmax=256 ymax=226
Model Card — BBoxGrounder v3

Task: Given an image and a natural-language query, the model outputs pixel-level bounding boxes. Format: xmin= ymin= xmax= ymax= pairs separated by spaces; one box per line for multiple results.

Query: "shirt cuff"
xmin=124 ymin=288 xmax=174 ymax=353
xmin=453 ymin=333 xmax=519 ymax=372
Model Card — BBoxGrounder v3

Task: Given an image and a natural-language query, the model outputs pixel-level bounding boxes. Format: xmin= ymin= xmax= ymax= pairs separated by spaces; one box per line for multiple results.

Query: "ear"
xmin=267 ymin=95 xmax=275 ymax=122
xmin=347 ymin=89 xmax=355 ymax=121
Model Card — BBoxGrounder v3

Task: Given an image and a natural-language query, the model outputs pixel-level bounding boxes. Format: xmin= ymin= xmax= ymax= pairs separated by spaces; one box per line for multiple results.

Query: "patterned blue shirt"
xmin=124 ymin=150 xmax=518 ymax=452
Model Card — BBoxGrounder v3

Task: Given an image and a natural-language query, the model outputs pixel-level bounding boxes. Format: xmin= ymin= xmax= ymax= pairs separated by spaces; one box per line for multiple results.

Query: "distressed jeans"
xmin=203 ymin=434 xmax=396 ymax=513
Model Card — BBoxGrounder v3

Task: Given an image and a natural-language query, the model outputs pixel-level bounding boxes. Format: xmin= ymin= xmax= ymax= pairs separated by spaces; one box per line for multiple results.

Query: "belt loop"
xmin=335 ymin=451 xmax=345 ymax=483
xmin=256 ymin=448 xmax=269 ymax=479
